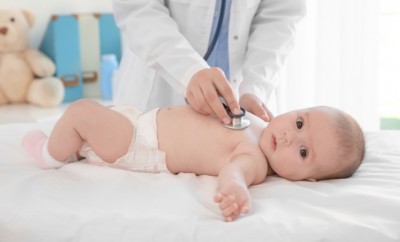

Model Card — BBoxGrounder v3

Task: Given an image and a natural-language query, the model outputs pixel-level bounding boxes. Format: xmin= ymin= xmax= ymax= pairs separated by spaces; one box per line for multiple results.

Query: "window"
xmin=379 ymin=0 xmax=400 ymax=129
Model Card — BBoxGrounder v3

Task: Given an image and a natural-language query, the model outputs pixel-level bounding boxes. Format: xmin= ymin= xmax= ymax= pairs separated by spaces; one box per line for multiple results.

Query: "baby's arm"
xmin=214 ymin=153 xmax=267 ymax=222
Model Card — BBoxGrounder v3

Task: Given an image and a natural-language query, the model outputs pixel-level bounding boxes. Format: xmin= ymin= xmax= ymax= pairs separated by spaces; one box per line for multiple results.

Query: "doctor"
xmin=112 ymin=0 xmax=305 ymax=124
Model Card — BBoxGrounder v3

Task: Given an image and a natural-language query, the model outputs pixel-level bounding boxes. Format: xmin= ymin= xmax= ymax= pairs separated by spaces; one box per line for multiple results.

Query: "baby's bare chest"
xmin=165 ymin=129 xmax=253 ymax=175
xmin=157 ymin=106 xmax=261 ymax=174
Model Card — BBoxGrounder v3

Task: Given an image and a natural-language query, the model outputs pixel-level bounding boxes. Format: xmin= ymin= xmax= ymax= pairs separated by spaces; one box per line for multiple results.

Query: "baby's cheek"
xmin=259 ymin=137 xmax=271 ymax=155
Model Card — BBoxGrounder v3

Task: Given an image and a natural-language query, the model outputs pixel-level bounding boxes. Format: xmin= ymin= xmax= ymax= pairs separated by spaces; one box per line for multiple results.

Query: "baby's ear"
xmin=306 ymin=178 xmax=317 ymax=182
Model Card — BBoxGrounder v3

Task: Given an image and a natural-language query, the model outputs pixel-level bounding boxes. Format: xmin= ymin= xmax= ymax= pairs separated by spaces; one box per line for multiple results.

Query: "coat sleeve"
xmin=112 ymin=0 xmax=209 ymax=97
xmin=239 ymin=0 xmax=306 ymax=102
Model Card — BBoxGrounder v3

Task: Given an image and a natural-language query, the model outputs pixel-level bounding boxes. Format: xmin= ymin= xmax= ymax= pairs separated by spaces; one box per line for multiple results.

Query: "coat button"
xmin=233 ymin=35 xmax=239 ymax=40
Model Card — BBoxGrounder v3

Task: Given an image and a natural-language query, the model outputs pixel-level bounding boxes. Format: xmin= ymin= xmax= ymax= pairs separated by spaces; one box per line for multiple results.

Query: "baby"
xmin=22 ymin=99 xmax=365 ymax=222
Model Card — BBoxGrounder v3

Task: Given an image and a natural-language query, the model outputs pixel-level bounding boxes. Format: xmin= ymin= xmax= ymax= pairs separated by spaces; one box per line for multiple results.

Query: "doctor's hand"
xmin=186 ymin=68 xmax=240 ymax=124
xmin=239 ymin=93 xmax=273 ymax=122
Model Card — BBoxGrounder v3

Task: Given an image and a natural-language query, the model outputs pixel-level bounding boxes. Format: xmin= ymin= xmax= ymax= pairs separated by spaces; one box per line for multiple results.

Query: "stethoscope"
xmin=203 ymin=0 xmax=226 ymax=60
xmin=222 ymin=103 xmax=251 ymax=130
xmin=203 ymin=0 xmax=250 ymax=130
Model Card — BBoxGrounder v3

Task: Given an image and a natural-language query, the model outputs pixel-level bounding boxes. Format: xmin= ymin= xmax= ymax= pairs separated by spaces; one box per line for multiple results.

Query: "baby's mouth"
xmin=271 ymin=135 xmax=277 ymax=150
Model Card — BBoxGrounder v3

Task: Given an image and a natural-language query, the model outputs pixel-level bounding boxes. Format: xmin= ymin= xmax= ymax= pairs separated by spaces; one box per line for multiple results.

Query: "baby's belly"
xmin=164 ymin=138 xmax=234 ymax=175
xmin=157 ymin=106 xmax=241 ymax=175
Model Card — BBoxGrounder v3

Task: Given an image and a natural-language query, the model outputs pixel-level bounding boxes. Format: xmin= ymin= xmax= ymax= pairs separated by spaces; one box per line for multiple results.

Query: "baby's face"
xmin=259 ymin=107 xmax=341 ymax=181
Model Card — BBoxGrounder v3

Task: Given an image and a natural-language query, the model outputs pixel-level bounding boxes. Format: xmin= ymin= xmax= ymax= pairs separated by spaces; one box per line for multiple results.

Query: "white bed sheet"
xmin=0 ymin=121 xmax=400 ymax=242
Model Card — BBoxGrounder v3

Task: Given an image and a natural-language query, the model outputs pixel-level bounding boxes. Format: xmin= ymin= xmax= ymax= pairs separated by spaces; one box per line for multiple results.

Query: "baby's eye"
xmin=296 ymin=118 xmax=303 ymax=129
xmin=300 ymin=146 xmax=308 ymax=158
xmin=10 ymin=17 xmax=15 ymax=22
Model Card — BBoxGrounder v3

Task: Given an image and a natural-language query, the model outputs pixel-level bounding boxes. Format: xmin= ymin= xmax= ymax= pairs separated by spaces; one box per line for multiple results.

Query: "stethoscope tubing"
xmin=203 ymin=0 xmax=227 ymax=60
xmin=198 ymin=0 xmax=250 ymax=130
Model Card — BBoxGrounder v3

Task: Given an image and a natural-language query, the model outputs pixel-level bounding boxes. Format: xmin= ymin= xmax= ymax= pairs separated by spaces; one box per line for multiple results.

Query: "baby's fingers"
xmin=222 ymin=202 xmax=238 ymax=217
xmin=240 ymin=205 xmax=249 ymax=214
xmin=235 ymin=190 xmax=251 ymax=214
xmin=218 ymin=195 xmax=236 ymax=211
xmin=240 ymin=199 xmax=250 ymax=214
xmin=224 ymin=209 xmax=240 ymax=222
xmin=214 ymin=193 xmax=223 ymax=203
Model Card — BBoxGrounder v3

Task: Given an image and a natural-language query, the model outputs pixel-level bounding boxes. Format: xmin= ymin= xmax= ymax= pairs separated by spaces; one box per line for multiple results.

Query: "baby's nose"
xmin=283 ymin=131 xmax=293 ymax=145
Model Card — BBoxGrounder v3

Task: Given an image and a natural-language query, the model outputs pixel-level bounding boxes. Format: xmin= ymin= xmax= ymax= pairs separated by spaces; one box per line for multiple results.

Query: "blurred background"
xmin=1 ymin=0 xmax=399 ymax=131
xmin=278 ymin=0 xmax=399 ymax=132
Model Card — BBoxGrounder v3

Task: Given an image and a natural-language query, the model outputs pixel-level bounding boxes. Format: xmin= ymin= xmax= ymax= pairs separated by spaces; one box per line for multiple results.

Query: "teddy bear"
xmin=0 ymin=8 xmax=64 ymax=107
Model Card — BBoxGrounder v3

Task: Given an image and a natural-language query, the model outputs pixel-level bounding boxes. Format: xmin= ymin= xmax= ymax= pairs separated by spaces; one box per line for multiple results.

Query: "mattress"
xmin=0 ymin=120 xmax=400 ymax=242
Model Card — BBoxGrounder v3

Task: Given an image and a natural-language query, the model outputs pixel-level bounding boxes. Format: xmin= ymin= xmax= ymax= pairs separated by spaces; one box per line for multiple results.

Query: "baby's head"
xmin=259 ymin=106 xmax=365 ymax=181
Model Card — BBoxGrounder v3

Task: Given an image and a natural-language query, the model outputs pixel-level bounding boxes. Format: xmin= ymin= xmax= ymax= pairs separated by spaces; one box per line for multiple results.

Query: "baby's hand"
xmin=213 ymin=181 xmax=251 ymax=222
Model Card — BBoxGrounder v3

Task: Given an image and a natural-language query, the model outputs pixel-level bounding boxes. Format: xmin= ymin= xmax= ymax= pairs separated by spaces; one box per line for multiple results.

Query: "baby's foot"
xmin=22 ymin=130 xmax=64 ymax=169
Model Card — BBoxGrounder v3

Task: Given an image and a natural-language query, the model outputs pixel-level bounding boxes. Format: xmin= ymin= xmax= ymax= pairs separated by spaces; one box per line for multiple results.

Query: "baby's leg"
xmin=48 ymin=99 xmax=134 ymax=164
xmin=22 ymin=99 xmax=134 ymax=169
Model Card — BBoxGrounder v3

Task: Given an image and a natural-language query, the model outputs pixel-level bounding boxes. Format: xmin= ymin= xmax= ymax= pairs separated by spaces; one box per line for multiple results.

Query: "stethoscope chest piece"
xmin=223 ymin=117 xmax=250 ymax=130
xmin=222 ymin=104 xmax=251 ymax=130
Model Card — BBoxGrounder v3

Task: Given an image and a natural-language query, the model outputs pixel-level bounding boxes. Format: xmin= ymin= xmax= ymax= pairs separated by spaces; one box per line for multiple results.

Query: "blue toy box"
xmin=40 ymin=15 xmax=83 ymax=103
xmin=40 ymin=13 xmax=121 ymax=102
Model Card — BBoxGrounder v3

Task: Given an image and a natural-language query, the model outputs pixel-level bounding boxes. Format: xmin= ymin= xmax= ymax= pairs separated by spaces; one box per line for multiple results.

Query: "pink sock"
xmin=21 ymin=130 xmax=65 ymax=169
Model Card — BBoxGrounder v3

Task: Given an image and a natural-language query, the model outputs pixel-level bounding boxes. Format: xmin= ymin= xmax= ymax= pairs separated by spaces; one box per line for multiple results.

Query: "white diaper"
xmin=79 ymin=105 xmax=169 ymax=173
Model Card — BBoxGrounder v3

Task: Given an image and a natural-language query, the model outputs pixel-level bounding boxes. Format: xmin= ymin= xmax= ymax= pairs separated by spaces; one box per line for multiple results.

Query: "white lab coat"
xmin=112 ymin=0 xmax=305 ymax=111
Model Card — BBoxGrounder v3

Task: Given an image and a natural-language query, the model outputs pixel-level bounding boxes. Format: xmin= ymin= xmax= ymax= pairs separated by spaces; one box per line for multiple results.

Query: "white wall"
xmin=1 ymin=0 xmax=113 ymax=48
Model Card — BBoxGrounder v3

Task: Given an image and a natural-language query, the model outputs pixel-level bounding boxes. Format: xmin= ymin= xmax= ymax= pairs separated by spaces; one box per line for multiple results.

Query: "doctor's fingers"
xmin=187 ymin=88 xmax=213 ymax=115
xmin=196 ymin=67 xmax=239 ymax=116
xmin=244 ymin=98 xmax=271 ymax=122
xmin=212 ymin=76 xmax=240 ymax=116
xmin=201 ymin=86 xmax=232 ymax=125
xmin=253 ymin=102 xmax=274 ymax=122
xmin=262 ymin=102 xmax=274 ymax=120
xmin=251 ymin=103 xmax=271 ymax=122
